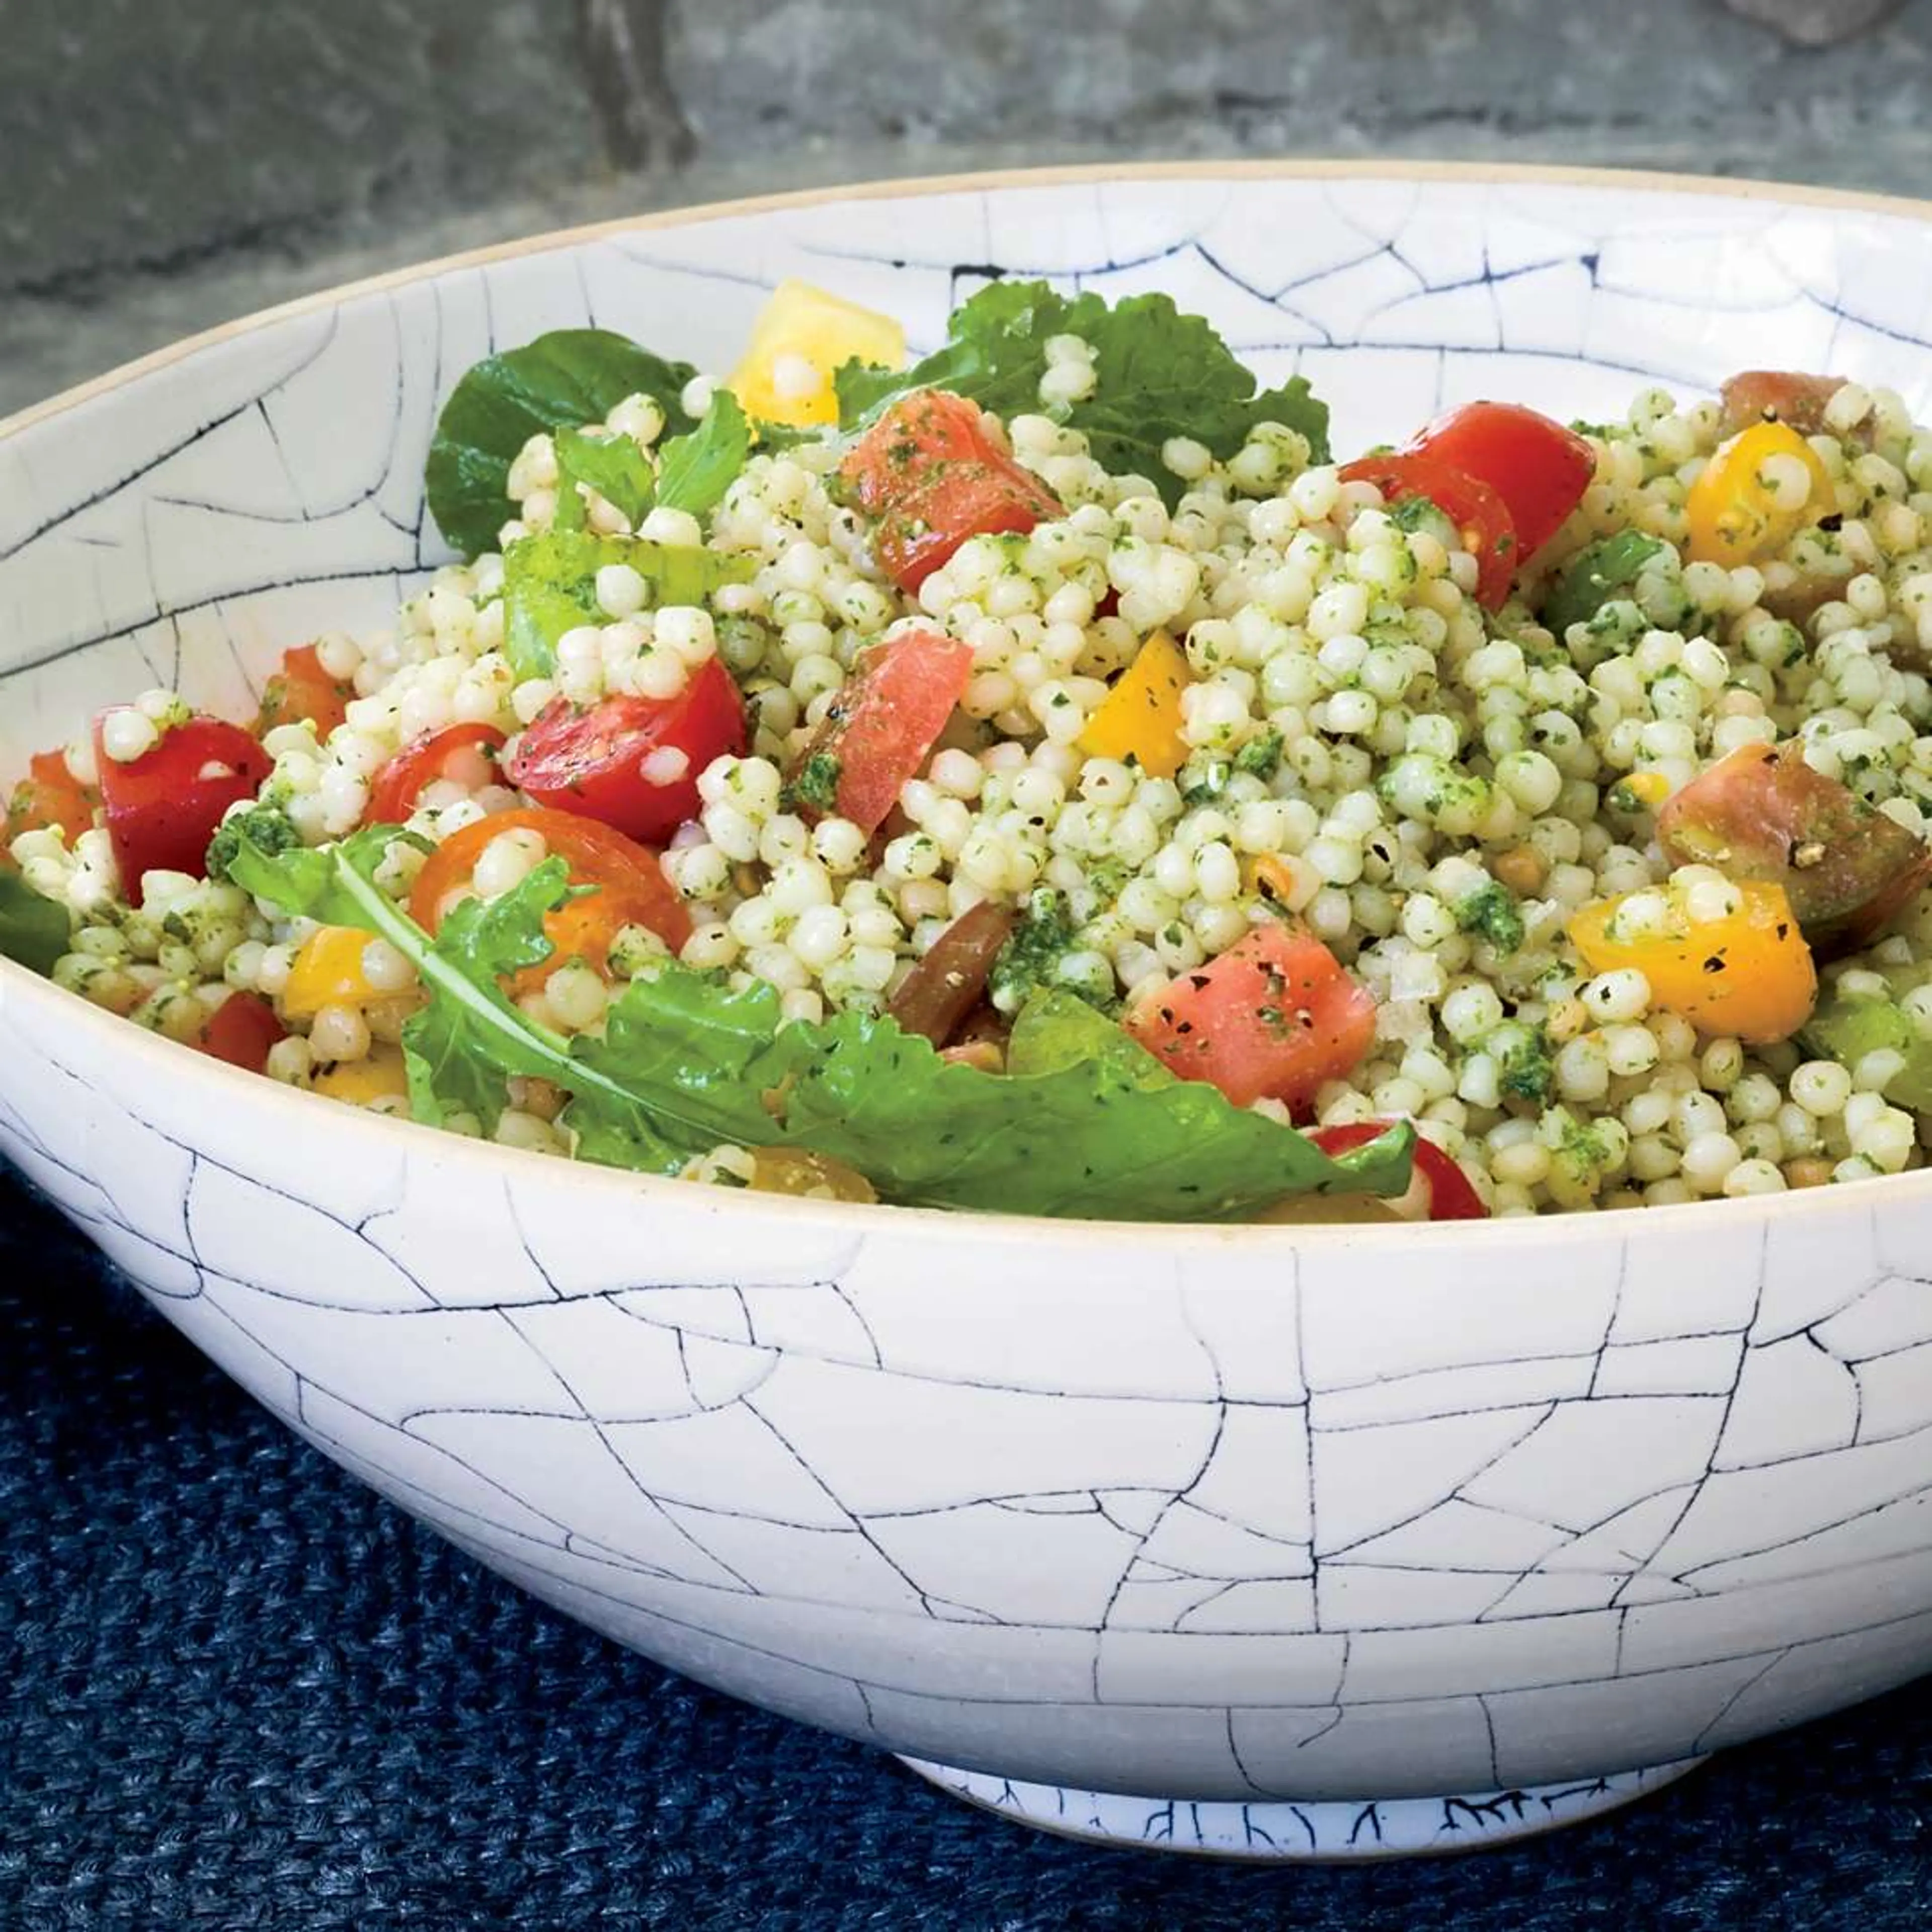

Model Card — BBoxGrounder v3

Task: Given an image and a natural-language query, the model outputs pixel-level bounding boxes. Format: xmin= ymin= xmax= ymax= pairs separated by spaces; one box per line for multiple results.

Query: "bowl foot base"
xmin=895 ymin=1753 xmax=1707 ymax=1861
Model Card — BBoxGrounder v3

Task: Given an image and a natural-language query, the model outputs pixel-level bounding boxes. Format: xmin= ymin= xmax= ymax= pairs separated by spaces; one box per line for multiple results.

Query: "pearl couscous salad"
xmin=8 ymin=281 xmax=1932 ymax=1223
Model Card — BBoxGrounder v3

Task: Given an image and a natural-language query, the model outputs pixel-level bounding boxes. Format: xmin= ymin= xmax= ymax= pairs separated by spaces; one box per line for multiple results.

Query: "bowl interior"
xmin=8 ymin=165 xmax=1932 ymax=769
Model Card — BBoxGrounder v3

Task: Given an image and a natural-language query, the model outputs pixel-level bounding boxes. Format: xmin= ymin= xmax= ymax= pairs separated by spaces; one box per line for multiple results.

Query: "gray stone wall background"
xmin=4 ymin=0 xmax=1930 ymax=415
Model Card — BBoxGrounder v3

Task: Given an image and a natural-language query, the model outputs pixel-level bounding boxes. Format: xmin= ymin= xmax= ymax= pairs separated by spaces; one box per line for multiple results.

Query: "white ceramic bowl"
xmin=7 ymin=163 xmax=1932 ymax=1863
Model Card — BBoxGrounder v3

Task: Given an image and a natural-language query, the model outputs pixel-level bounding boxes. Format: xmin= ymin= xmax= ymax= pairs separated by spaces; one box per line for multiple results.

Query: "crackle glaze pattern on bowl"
xmin=6 ymin=164 xmax=1932 ymax=1861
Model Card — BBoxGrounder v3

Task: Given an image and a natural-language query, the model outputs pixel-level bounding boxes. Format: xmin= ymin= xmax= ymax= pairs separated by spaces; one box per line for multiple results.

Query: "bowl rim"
xmin=6 ymin=153 xmax=1929 ymax=1251
xmin=11 ymin=153 xmax=1932 ymax=443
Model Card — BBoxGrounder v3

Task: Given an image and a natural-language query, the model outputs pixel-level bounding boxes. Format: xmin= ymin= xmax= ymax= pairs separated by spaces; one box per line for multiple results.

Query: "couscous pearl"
xmin=309 ymin=1004 xmax=371 ymax=1064
xmin=1791 ymin=1060 xmax=1855 ymax=1116
xmin=473 ymin=828 xmax=547 ymax=900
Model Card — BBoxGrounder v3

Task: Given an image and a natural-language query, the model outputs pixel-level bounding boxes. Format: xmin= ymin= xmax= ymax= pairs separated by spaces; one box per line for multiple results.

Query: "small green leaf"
xmin=554 ymin=426 xmax=658 ymax=530
xmin=837 ymin=281 xmax=1330 ymax=508
xmin=654 ymin=389 xmax=752 ymax=519
xmin=425 ymin=329 xmax=698 ymax=560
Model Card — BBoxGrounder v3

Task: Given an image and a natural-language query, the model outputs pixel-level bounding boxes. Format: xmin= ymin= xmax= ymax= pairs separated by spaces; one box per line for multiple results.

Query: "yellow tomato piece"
xmin=312 ymin=1046 xmax=410 ymax=1107
xmin=283 ymin=925 xmax=377 ymax=1020
xmin=1078 ymin=632 xmax=1191 ymax=779
xmin=727 ymin=279 xmax=906 ymax=429
xmin=1568 ymin=875 xmax=1816 ymax=1044
xmin=1683 ymin=421 xmax=1833 ymax=566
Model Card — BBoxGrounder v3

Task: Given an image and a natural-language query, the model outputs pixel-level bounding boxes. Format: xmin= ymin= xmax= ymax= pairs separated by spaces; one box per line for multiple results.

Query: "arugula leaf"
xmin=654 ymin=389 xmax=751 ymax=519
xmin=425 ymin=329 xmax=699 ymax=560
xmin=578 ymin=974 xmax=1411 ymax=1219
xmin=230 ymin=826 xmax=1411 ymax=1219
xmin=553 ymin=427 xmax=658 ymax=532
xmin=499 ymin=530 xmax=756 ymax=679
xmin=0 ymin=870 xmax=70 ymax=976
xmin=836 ymin=281 xmax=1330 ymax=508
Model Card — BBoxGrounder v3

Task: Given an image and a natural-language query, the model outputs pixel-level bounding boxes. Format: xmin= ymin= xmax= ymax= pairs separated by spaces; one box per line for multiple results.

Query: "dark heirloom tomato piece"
xmin=1718 ymin=371 xmax=1845 ymax=442
xmin=1390 ymin=401 xmax=1596 ymax=561
xmin=93 ymin=713 xmax=273 ymax=905
xmin=884 ymin=900 xmax=1015 ymax=1045
xmin=1657 ymin=740 xmax=1932 ymax=956
xmin=787 ymin=628 xmax=974 ymax=834
xmin=368 ymin=721 xmax=507 ymax=824
xmin=1307 ymin=1119 xmax=1488 ymax=1221
xmin=1337 ymin=450 xmax=1519 ymax=609
xmin=505 ymin=657 xmax=746 ymax=845
xmin=1124 ymin=924 xmax=1377 ymax=1111
xmin=839 ymin=389 xmax=1063 ymax=592
xmin=196 ymin=991 xmax=287 ymax=1074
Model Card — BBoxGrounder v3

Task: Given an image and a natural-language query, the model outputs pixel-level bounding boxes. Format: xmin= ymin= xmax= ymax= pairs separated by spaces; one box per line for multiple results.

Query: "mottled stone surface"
xmin=6 ymin=0 xmax=1932 ymax=415
xmin=1725 ymin=0 xmax=1903 ymax=45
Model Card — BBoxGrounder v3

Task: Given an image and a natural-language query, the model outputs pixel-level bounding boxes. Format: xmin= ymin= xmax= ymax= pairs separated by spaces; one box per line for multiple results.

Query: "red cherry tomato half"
xmin=94 ymin=712 xmax=273 ymax=905
xmin=195 ymin=990 xmax=287 ymax=1074
xmin=367 ymin=722 xmax=508 ymax=825
xmin=1124 ymin=924 xmax=1378 ymax=1112
xmin=505 ymin=657 xmax=746 ymax=845
xmin=1338 ymin=449 xmax=1520 ymax=609
xmin=787 ymin=628 xmax=975 ymax=834
xmin=409 ymin=805 xmax=692 ymax=990
xmin=1395 ymin=402 xmax=1596 ymax=562
xmin=840 ymin=389 xmax=1063 ymax=592
xmin=1307 ymin=1119 xmax=1489 ymax=1221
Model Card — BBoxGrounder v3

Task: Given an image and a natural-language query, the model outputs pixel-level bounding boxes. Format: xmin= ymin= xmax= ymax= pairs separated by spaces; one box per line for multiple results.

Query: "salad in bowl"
xmin=9 ymin=273 xmax=1927 ymax=1225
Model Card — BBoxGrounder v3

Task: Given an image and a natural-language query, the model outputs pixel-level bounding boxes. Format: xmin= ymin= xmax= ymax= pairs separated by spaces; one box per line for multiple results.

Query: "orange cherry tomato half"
xmin=257 ymin=643 xmax=356 ymax=739
xmin=7 ymin=747 xmax=99 ymax=844
xmin=367 ymin=723 xmax=508 ymax=824
xmin=409 ymin=806 xmax=692 ymax=991
xmin=1306 ymin=1119 xmax=1488 ymax=1221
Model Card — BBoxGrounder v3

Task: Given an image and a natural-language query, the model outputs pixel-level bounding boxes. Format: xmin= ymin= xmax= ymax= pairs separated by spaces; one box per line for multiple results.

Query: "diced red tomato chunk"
xmin=505 ymin=657 xmax=746 ymax=845
xmin=196 ymin=991 xmax=287 ymax=1074
xmin=787 ymin=628 xmax=974 ymax=834
xmin=839 ymin=389 xmax=1063 ymax=592
xmin=1125 ymin=925 xmax=1378 ymax=1111
xmin=93 ymin=712 xmax=273 ymax=905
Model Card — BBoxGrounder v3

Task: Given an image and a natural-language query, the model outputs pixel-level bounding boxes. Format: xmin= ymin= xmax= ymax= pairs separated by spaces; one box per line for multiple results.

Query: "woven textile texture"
xmin=2 ymin=1168 xmax=1928 ymax=1930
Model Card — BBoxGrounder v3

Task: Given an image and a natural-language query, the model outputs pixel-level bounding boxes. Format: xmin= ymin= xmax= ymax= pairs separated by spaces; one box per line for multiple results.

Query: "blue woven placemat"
xmin=3 ymin=1167 xmax=1928 ymax=1930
